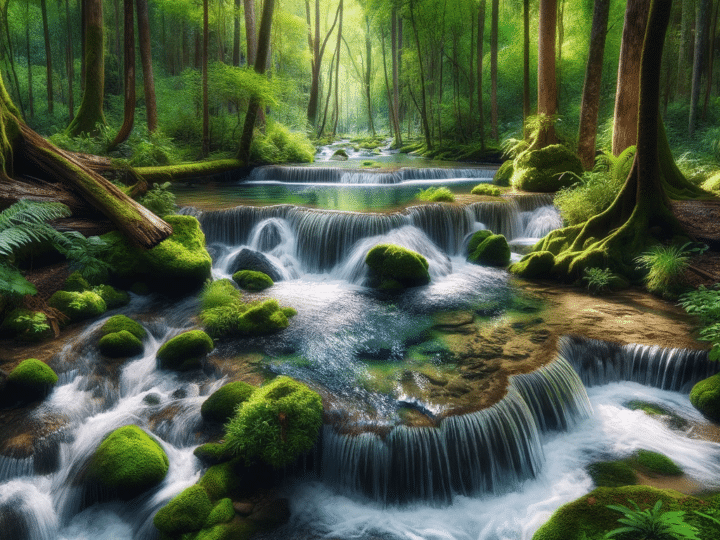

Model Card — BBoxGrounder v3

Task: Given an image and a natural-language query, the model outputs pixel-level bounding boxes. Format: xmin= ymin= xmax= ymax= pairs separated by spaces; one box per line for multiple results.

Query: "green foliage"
xmin=250 ymin=122 xmax=315 ymax=164
xmin=634 ymin=450 xmax=683 ymax=476
xmin=0 ymin=309 xmax=53 ymax=342
xmin=365 ymin=244 xmax=431 ymax=290
xmin=63 ymin=271 xmax=91 ymax=292
xmin=137 ymin=182 xmax=177 ymax=217
xmin=201 ymin=381 xmax=256 ymax=423
xmin=471 ymin=184 xmax=501 ymax=197
xmin=493 ymin=161 xmax=514 ymax=187
xmin=156 ymin=330 xmax=215 ymax=371
xmin=153 ymin=484 xmax=213 ymax=535
xmin=100 ymin=315 xmax=147 ymax=340
xmin=587 ymin=461 xmax=638 ymax=488
xmin=702 ymin=171 xmax=720 ymax=193
xmin=583 ymin=267 xmax=613 ymax=294
xmin=232 ymin=270 xmax=274 ymax=292
xmin=679 ymin=285 xmax=720 ymax=361
xmin=200 ymin=299 xmax=297 ymax=339
xmin=58 ymin=233 xmax=113 ymax=285
xmin=605 ymin=500 xmax=699 ymax=540
xmin=634 ymin=244 xmax=692 ymax=298
xmin=224 ymin=376 xmax=323 ymax=468
xmin=416 ymin=186 xmax=455 ymax=202
xmin=194 ymin=442 xmax=233 ymax=466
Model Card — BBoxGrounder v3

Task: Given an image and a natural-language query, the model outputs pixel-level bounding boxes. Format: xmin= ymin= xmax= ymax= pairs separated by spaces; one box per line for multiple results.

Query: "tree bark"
xmin=202 ymin=0 xmax=209 ymax=157
xmin=703 ymin=0 xmax=719 ymax=118
xmin=26 ymin=2 xmax=33 ymax=119
xmin=244 ymin=0 xmax=257 ymax=66
xmin=611 ymin=0 xmax=650 ymax=155
xmin=490 ymin=0 xmax=499 ymax=141
xmin=233 ymin=0 xmax=241 ymax=66
xmin=577 ymin=0 xmax=611 ymax=169
xmin=477 ymin=0 xmax=485 ymax=150
xmin=136 ymin=0 xmax=158 ymax=133
xmin=107 ymin=0 xmax=135 ymax=151
xmin=689 ymin=0 xmax=710 ymax=135
xmin=537 ymin=0 xmax=558 ymax=147
xmin=523 ymin=0 xmax=530 ymax=139
xmin=65 ymin=0 xmax=74 ymax=121
xmin=408 ymin=0 xmax=432 ymax=150
xmin=41 ymin=0 xmax=54 ymax=115
xmin=677 ymin=0 xmax=693 ymax=96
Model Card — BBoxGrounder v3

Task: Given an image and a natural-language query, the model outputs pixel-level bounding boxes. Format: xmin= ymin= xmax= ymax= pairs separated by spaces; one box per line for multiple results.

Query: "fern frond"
xmin=0 ymin=200 xmax=71 ymax=232
xmin=0 ymin=223 xmax=66 ymax=258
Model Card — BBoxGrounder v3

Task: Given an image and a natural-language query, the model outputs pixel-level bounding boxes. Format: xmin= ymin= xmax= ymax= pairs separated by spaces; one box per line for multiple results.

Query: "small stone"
xmin=233 ymin=501 xmax=254 ymax=516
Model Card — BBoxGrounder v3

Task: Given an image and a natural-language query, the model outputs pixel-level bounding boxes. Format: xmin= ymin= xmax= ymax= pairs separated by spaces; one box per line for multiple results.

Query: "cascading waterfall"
xmin=247 ymin=166 xmax=494 ymax=184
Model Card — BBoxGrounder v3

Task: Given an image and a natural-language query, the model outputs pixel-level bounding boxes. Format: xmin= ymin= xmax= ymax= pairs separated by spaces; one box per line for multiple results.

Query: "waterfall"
xmin=399 ymin=168 xmax=495 ymax=181
xmin=247 ymin=166 xmax=494 ymax=184
xmin=558 ymin=335 xmax=720 ymax=392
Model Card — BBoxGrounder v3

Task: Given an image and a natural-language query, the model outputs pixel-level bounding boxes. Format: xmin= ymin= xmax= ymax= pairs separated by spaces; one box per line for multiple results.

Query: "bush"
xmin=224 ymin=376 xmax=323 ymax=468
xmin=6 ymin=358 xmax=58 ymax=402
xmin=635 ymin=244 xmax=691 ymax=298
xmin=232 ymin=270 xmax=274 ymax=292
xmin=98 ymin=330 xmax=144 ymax=358
xmin=201 ymin=381 xmax=256 ymax=423
xmin=365 ymin=244 xmax=430 ymax=290
xmin=157 ymin=330 xmax=215 ymax=371
xmin=416 ymin=186 xmax=455 ymax=202
xmin=249 ymin=122 xmax=315 ymax=164
xmin=471 ymin=184 xmax=501 ymax=197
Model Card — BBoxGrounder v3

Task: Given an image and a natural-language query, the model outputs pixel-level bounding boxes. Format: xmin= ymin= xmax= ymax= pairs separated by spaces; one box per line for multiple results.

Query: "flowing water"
xmin=3 ymin=164 xmax=719 ymax=540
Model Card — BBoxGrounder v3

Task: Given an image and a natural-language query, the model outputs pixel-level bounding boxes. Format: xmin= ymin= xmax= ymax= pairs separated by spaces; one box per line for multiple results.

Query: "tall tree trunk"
xmin=233 ymin=0 xmax=241 ymax=66
xmin=202 ymin=0 xmax=209 ymax=157
xmin=677 ymin=0 xmax=693 ymax=96
xmin=578 ymin=0 xmax=611 ymax=169
xmin=703 ymin=0 xmax=719 ymax=118
xmin=244 ymin=0 xmax=257 ymax=65
xmin=332 ymin=0 xmax=343 ymax=137
xmin=67 ymin=0 xmax=105 ymax=136
xmin=238 ymin=0 xmax=275 ymax=163
xmin=477 ymin=0 xmax=485 ymax=150
xmin=107 ymin=0 xmax=134 ymax=150
xmin=490 ymin=0 xmax=499 ymax=141
xmin=364 ymin=16 xmax=375 ymax=136
xmin=611 ymin=0 xmax=650 ymax=155
xmin=306 ymin=0 xmax=340 ymax=128
xmin=537 ymin=0 xmax=558 ymax=147
xmin=409 ymin=0 xmax=432 ymax=150
xmin=391 ymin=8 xmax=402 ymax=147
xmin=136 ymin=0 xmax=158 ymax=133
xmin=41 ymin=0 xmax=54 ymax=115
xmin=556 ymin=0 xmax=565 ymax=110
xmin=65 ymin=0 xmax=74 ymax=120
xmin=689 ymin=0 xmax=710 ymax=135
xmin=26 ymin=2 xmax=33 ymax=119
xmin=523 ymin=0 xmax=530 ymax=139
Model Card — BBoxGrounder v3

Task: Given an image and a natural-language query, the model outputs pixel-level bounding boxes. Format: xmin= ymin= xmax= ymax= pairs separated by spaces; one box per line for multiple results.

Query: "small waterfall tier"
xmin=559 ymin=335 xmax=719 ymax=392
xmin=320 ymin=357 xmax=590 ymax=504
xmin=247 ymin=166 xmax=494 ymax=184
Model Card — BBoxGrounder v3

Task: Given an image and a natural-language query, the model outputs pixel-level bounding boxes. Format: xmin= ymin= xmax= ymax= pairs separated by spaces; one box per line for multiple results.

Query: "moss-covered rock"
xmin=690 ymin=373 xmax=720 ymax=422
xmin=100 ymin=314 xmax=147 ymax=340
xmin=365 ymin=244 xmax=430 ymax=290
xmin=331 ymin=148 xmax=349 ymax=160
xmin=48 ymin=290 xmax=107 ymax=322
xmin=63 ymin=271 xmax=90 ymax=292
xmin=88 ymin=425 xmax=169 ymax=499
xmin=102 ymin=215 xmax=212 ymax=295
xmin=6 ymin=358 xmax=58 ymax=402
xmin=702 ymin=171 xmax=720 ymax=193
xmin=509 ymin=250 xmax=555 ymax=278
xmin=586 ymin=460 xmax=638 ymax=488
xmin=232 ymin=270 xmax=274 ymax=292
xmin=200 ymin=279 xmax=242 ymax=310
xmin=0 ymin=309 xmax=53 ymax=342
xmin=98 ymin=330 xmax=144 ymax=358
xmin=93 ymin=285 xmax=131 ymax=310
xmin=205 ymin=498 xmax=235 ymax=527
xmin=634 ymin=449 xmax=683 ymax=476
xmin=511 ymin=144 xmax=583 ymax=192
xmin=196 ymin=521 xmax=256 ymax=540
xmin=471 ymin=184 xmax=501 ymax=196
xmin=201 ymin=382 xmax=256 ymax=423
xmin=157 ymin=330 xmax=215 ymax=371
xmin=153 ymin=484 xmax=213 ymax=535
xmin=224 ymin=376 xmax=323 ymax=469
xmin=493 ymin=160 xmax=513 ymax=187
xmin=200 ymin=300 xmax=297 ymax=340
xmin=199 ymin=460 xmax=242 ymax=500
xmin=468 ymin=234 xmax=511 ymax=267
xmin=194 ymin=441 xmax=233 ymax=466
xmin=467 ymin=230 xmax=493 ymax=255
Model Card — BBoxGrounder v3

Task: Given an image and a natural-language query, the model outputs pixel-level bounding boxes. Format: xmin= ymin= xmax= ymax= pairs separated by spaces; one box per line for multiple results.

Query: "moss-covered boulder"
xmin=509 ymin=250 xmax=555 ymax=278
xmin=93 ymin=285 xmax=131 ymax=310
xmin=48 ymin=290 xmax=107 ymax=322
xmin=102 ymin=215 xmax=212 ymax=295
xmin=201 ymin=381 xmax=256 ymax=423
xmin=205 ymin=498 xmax=235 ymax=527
xmin=199 ymin=460 xmax=242 ymax=500
xmin=232 ymin=270 xmax=274 ymax=292
xmin=157 ymin=329 xmax=215 ymax=371
xmin=690 ymin=373 xmax=720 ymax=422
xmin=634 ymin=450 xmax=683 ymax=476
xmin=468 ymin=234 xmax=511 ymax=267
xmin=100 ymin=314 xmax=146 ymax=340
xmin=200 ymin=299 xmax=297 ymax=339
xmin=153 ymin=484 xmax=213 ymax=535
xmin=511 ymin=144 xmax=583 ymax=192
xmin=6 ymin=358 xmax=58 ymax=402
xmin=331 ymin=148 xmax=349 ymax=160
xmin=224 ymin=376 xmax=323 ymax=468
xmin=0 ymin=309 xmax=53 ymax=342
xmin=493 ymin=159 xmax=513 ymax=187
xmin=98 ymin=330 xmax=144 ymax=358
xmin=194 ymin=442 xmax=233 ymax=466
xmin=586 ymin=460 xmax=638 ymax=488
xmin=365 ymin=244 xmax=430 ymax=290
xmin=470 ymin=184 xmax=501 ymax=196
xmin=63 ymin=271 xmax=91 ymax=292
xmin=88 ymin=425 xmax=169 ymax=499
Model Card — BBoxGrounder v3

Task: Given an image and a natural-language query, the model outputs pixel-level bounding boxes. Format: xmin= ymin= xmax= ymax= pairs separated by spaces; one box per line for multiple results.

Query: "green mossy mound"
xmin=702 ymin=171 xmax=720 ymax=193
xmin=48 ymin=290 xmax=107 ymax=322
xmin=467 ymin=230 xmax=493 ymax=255
xmin=225 ymin=376 xmax=323 ymax=469
xmin=365 ymin=244 xmax=430 ymax=290
xmin=93 ymin=284 xmax=131 ymax=310
xmin=157 ymin=330 xmax=215 ymax=371
xmin=194 ymin=442 xmax=233 ymax=466
xmin=6 ymin=358 xmax=58 ymax=402
xmin=532 ymin=486 xmax=688 ymax=540
xmin=102 ymin=215 xmax=212 ymax=295
xmin=201 ymin=381 xmax=256 ymax=423
xmin=100 ymin=314 xmax=146 ymax=340
xmin=0 ymin=308 xmax=53 ymax=342
xmin=634 ymin=449 xmax=683 ymax=476
xmin=232 ymin=270 xmax=274 ymax=292
xmin=200 ymin=279 xmax=242 ymax=310
xmin=331 ymin=148 xmax=349 ymax=160
xmin=690 ymin=373 xmax=720 ymax=422
xmin=200 ymin=299 xmax=297 ymax=340
xmin=467 ymin=234 xmax=511 ymax=267
xmin=98 ymin=330 xmax=144 ymax=358
xmin=586 ymin=460 xmax=638 ymax=488
xmin=471 ymin=184 xmax=501 ymax=197
xmin=510 ymin=250 xmax=555 ymax=278
xmin=63 ymin=271 xmax=91 ymax=292
xmin=88 ymin=425 xmax=169 ymax=499
xmin=153 ymin=484 xmax=213 ymax=535
xmin=199 ymin=460 xmax=242 ymax=500
xmin=493 ymin=160 xmax=513 ymax=187
xmin=511 ymin=144 xmax=583 ymax=192
xmin=205 ymin=498 xmax=235 ymax=527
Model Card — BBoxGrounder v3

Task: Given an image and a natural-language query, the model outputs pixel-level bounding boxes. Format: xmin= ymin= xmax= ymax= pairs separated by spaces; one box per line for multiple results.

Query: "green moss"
xmin=690 ymin=373 xmax=720 ymax=422
xmin=200 ymin=279 xmax=242 ymax=310
xmin=511 ymin=144 xmax=583 ymax=192
xmin=194 ymin=442 xmax=233 ymax=466
xmin=195 ymin=521 xmax=256 ymax=540
xmin=201 ymin=382 xmax=256 ymax=423
xmin=0 ymin=309 xmax=53 ymax=342
xmin=224 ymin=376 xmax=323 ymax=469
xmin=416 ymin=186 xmax=455 ymax=202
xmin=471 ymin=184 xmax=501 ymax=197
xmin=135 ymin=159 xmax=245 ymax=183
xmin=331 ymin=148 xmax=349 ymax=160
xmin=586 ymin=460 xmax=638 ymax=488
xmin=93 ymin=285 xmax=131 ymax=310
xmin=701 ymin=171 xmax=720 ymax=193
xmin=467 ymin=230 xmax=494 ymax=255
xmin=493 ymin=160 xmax=513 ymax=186
xmin=63 ymin=271 xmax=91 ymax=292
xmin=365 ymin=244 xmax=430 ymax=289
xmin=98 ymin=330 xmax=144 ymax=358
xmin=200 ymin=299 xmax=296 ymax=340
xmin=153 ymin=484 xmax=213 ymax=535
xmin=232 ymin=270 xmax=274 ymax=292
xmin=6 ymin=358 xmax=58 ymax=401
xmin=509 ymin=250 xmax=556 ymax=278
xmin=634 ymin=450 xmax=683 ymax=476
xmin=199 ymin=460 xmax=241 ymax=501
xmin=89 ymin=425 xmax=169 ymax=499
xmin=157 ymin=330 xmax=215 ymax=371
xmin=48 ymin=290 xmax=107 ymax=322
xmin=468 ymin=234 xmax=511 ymax=267
xmin=100 ymin=315 xmax=147 ymax=340
xmin=205 ymin=498 xmax=235 ymax=527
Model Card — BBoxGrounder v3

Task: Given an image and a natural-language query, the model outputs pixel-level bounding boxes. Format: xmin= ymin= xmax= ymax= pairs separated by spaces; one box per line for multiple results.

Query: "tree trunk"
xmin=537 ymin=0 xmax=558 ymax=147
xmin=65 ymin=0 xmax=74 ymax=121
xmin=237 ymin=0 xmax=275 ymax=163
xmin=611 ymin=0 xmax=650 ymax=155
xmin=689 ymin=0 xmax=710 ymax=135
xmin=477 ymin=0 xmax=485 ymax=150
xmin=577 ymin=0 xmax=611 ymax=169
xmin=202 ymin=0 xmax=209 ymax=157
xmin=523 ymin=0 xmax=530 ymax=139
xmin=391 ymin=8 xmax=402 ymax=147
xmin=136 ymin=0 xmax=158 ymax=133
xmin=490 ymin=0 xmax=499 ymax=141
xmin=556 ymin=0 xmax=565 ymax=110
xmin=107 ymin=0 xmax=134 ymax=151
xmin=233 ymin=0 xmax=241 ymax=66
xmin=26 ymin=2 xmax=33 ymax=119
xmin=677 ymin=0 xmax=693 ymax=96
xmin=1 ymin=1 xmax=26 ymax=117
xmin=703 ymin=0 xmax=719 ymax=118
xmin=244 ymin=0 xmax=257 ymax=66
xmin=41 ymin=0 xmax=54 ymax=115
xmin=66 ymin=0 xmax=105 ymax=136
xmin=409 ymin=0 xmax=432 ymax=150
xmin=332 ymin=1 xmax=343 ymax=137
xmin=364 ymin=16 xmax=375 ymax=137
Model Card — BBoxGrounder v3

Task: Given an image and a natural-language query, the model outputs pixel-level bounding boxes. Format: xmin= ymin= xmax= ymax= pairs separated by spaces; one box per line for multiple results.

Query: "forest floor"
xmin=671 ymin=199 xmax=720 ymax=287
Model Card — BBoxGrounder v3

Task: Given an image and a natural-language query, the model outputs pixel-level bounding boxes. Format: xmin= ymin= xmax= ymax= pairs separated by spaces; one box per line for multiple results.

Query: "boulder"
xmin=227 ymin=248 xmax=283 ymax=282
xmin=468 ymin=234 xmax=511 ymax=267
xmin=153 ymin=484 xmax=213 ymax=535
xmin=48 ymin=290 xmax=106 ymax=322
xmin=157 ymin=330 xmax=215 ymax=371
xmin=232 ymin=270 xmax=274 ymax=292
xmin=201 ymin=381 xmax=256 ymax=423
xmin=98 ymin=331 xmax=144 ymax=358
xmin=493 ymin=160 xmax=513 ymax=187
xmin=5 ymin=358 xmax=58 ymax=403
xmin=511 ymin=144 xmax=583 ymax=192
xmin=690 ymin=373 xmax=720 ymax=422
xmin=100 ymin=315 xmax=147 ymax=340
xmin=365 ymin=244 xmax=430 ymax=290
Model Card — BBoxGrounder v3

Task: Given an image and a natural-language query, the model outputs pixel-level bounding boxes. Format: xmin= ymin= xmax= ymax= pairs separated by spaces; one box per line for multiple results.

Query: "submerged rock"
xmin=227 ymin=248 xmax=283 ymax=282
xmin=365 ymin=244 xmax=430 ymax=290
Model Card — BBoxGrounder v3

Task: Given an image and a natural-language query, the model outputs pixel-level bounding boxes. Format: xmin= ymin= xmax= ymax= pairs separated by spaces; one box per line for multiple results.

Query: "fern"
xmin=0 ymin=201 xmax=71 ymax=258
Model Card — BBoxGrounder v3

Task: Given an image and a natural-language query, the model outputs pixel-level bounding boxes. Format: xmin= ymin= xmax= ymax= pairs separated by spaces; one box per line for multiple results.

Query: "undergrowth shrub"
xmin=138 ymin=182 xmax=177 ymax=217
xmin=634 ymin=243 xmax=692 ymax=298
xmin=583 ymin=267 xmax=613 ymax=294
xmin=249 ymin=122 xmax=315 ymax=164
xmin=680 ymin=284 xmax=720 ymax=361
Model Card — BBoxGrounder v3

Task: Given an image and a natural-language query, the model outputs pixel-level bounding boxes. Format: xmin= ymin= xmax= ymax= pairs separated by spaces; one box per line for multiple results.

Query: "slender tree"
xmin=477 ymin=0 xmax=486 ymax=150
xmin=523 ymin=0 xmax=530 ymax=139
xmin=233 ymin=0 xmax=241 ymax=66
xmin=689 ymin=0 xmax=710 ymax=135
xmin=107 ymin=0 xmax=135 ymax=150
xmin=64 ymin=0 xmax=74 ymax=120
xmin=490 ymin=0 xmax=499 ymax=141
xmin=245 ymin=0 xmax=257 ymax=65
xmin=391 ymin=7 xmax=401 ymax=146
xmin=41 ymin=0 xmax=54 ymax=115
xmin=537 ymin=0 xmax=558 ymax=147
xmin=25 ymin=1 xmax=33 ymax=119
xmin=136 ymin=0 xmax=158 ymax=133
xmin=202 ymin=0 xmax=209 ymax=157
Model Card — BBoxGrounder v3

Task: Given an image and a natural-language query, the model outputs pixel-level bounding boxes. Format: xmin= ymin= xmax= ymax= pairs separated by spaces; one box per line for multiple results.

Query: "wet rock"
xmin=248 ymin=498 xmax=291 ymax=527
xmin=233 ymin=501 xmax=255 ymax=516
xmin=529 ymin=329 xmax=551 ymax=343
xmin=0 ymin=498 xmax=31 ymax=540
xmin=433 ymin=311 xmax=475 ymax=333
xmin=227 ymin=248 xmax=283 ymax=282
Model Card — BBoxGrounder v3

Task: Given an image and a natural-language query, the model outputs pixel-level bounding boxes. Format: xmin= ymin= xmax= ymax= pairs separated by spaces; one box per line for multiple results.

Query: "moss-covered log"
xmin=134 ymin=159 xmax=245 ymax=184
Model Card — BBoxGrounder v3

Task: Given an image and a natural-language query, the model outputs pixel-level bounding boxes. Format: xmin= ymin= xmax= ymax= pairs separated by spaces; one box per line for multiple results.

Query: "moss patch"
xmin=93 ymin=285 xmax=131 ymax=310
xmin=63 ymin=271 xmax=91 ymax=292
xmin=157 ymin=330 xmax=215 ymax=371
xmin=0 ymin=309 xmax=53 ymax=342
xmin=471 ymin=184 xmax=501 ymax=197
xmin=200 ymin=299 xmax=296 ymax=340
xmin=586 ymin=460 xmax=638 ymax=488
xmin=194 ymin=441 xmax=233 ymax=466
xmin=153 ymin=484 xmax=213 ymax=535
xmin=100 ymin=314 xmax=146 ymax=340
xmin=88 ymin=425 xmax=169 ymax=499
xmin=98 ymin=330 xmax=144 ymax=358
xmin=511 ymin=144 xmax=583 ymax=192
xmin=205 ymin=498 xmax=235 ymax=527
xmin=6 ymin=358 xmax=58 ymax=402
xmin=690 ymin=373 xmax=720 ymax=422
xmin=634 ymin=450 xmax=683 ymax=476
xmin=199 ymin=460 xmax=242 ymax=501
xmin=232 ymin=270 xmax=274 ymax=292
xmin=365 ymin=244 xmax=430 ymax=290
xmin=48 ymin=290 xmax=107 ymax=322
xmin=468 ymin=234 xmax=511 ymax=267
xmin=201 ymin=381 xmax=256 ymax=423
xmin=493 ymin=160 xmax=513 ymax=186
